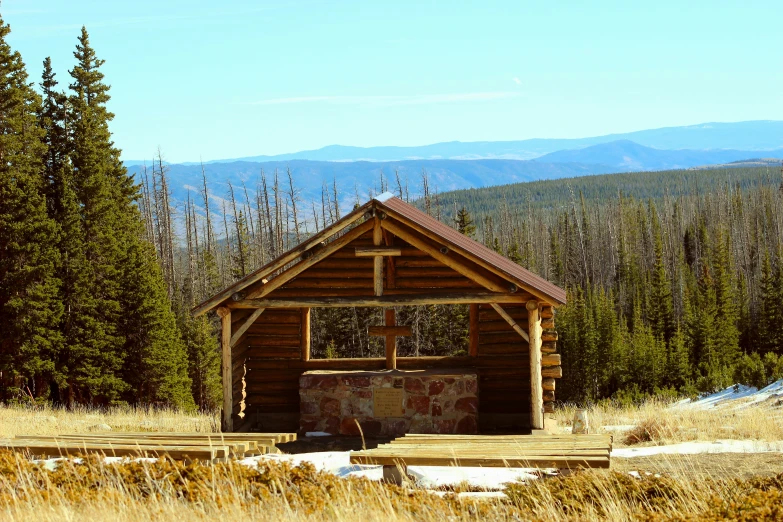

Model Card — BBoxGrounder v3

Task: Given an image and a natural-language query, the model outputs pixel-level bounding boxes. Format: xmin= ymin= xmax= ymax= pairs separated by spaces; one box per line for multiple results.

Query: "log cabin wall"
xmin=232 ymin=308 xmax=303 ymax=432
xmin=262 ymin=230 xmax=485 ymax=301
xmin=235 ymin=303 xmax=560 ymax=433
xmin=232 ymin=227 xmax=561 ymax=433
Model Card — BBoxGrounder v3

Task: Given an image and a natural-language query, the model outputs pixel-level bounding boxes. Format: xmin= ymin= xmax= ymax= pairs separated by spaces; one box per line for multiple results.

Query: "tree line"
xmin=0 ymin=20 xmax=217 ymax=409
xmin=434 ymin=168 xmax=783 ymax=402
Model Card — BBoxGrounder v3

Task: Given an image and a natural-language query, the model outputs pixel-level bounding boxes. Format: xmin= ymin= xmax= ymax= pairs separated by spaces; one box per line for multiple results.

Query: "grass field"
xmin=1 ymin=400 xmax=781 ymax=521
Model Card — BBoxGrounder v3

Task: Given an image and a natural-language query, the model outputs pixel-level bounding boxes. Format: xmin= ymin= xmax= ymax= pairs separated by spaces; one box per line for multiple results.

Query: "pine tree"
xmin=0 ymin=17 xmax=63 ymax=400
xmin=118 ymin=240 xmax=194 ymax=409
xmin=63 ymin=27 xmax=128 ymax=403
xmin=454 ymin=207 xmax=476 ymax=238
xmin=38 ymin=57 xmax=69 ymax=217
xmin=178 ymin=313 xmax=221 ymax=410
xmin=648 ymin=204 xmax=674 ymax=344
xmin=712 ymin=229 xmax=740 ymax=369
xmin=65 ymin=27 xmax=193 ymax=407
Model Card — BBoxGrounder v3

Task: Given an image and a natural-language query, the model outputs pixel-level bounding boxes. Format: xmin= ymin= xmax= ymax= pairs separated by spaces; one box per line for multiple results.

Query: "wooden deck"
xmin=1 ymin=432 xmax=296 ymax=462
xmin=350 ymin=433 xmax=612 ymax=469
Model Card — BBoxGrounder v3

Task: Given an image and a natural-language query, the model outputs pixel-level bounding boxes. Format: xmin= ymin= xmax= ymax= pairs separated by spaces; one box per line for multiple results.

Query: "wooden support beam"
xmin=383 ymin=229 xmax=396 ymax=289
xmin=229 ymin=308 xmax=265 ymax=348
xmin=230 ymin=292 xmax=524 ymax=308
xmin=490 ymin=303 xmax=530 ymax=342
xmin=192 ymin=203 xmax=369 ymax=316
xmin=368 ymin=325 xmax=412 ymax=336
xmin=301 ymin=307 xmax=311 ymax=361
xmin=469 ymin=304 xmax=479 ymax=357
xmin=217 ymin=306 xmax=233 ymax=432
xmin=385 ymin=308 xmax=396 ymax=369
xmin=373 ymin=217 xmax=384 ymax=296
xmin=380 ymin=219 xmax=508 ymax=293
xmin=247 ymin=219 xmax=375 ymax=300
xmin=527 ymin=300 xmax=544 ymax=430
xmin=355 ymin=247 xmax=402 ymax=257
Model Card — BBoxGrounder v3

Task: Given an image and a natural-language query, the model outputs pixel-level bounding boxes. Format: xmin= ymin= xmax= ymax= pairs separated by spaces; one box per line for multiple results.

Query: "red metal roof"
xmin=376 ymin=195 xmax=567 ymax=305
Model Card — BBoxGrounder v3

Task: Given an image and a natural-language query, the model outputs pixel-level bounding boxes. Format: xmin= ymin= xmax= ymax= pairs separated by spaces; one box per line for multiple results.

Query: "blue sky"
xmin=4 ymin=0 xmax=783 ymax=163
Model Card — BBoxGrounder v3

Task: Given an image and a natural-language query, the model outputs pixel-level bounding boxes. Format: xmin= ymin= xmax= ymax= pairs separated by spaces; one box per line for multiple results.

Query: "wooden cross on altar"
xmin=368 ymin=310 xmax=412 ymax=369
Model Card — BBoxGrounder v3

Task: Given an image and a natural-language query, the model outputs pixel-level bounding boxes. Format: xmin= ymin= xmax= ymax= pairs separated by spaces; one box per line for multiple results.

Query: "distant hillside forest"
xmin=423 ymin=167 xmax=783 ymax=401
xmin=3 ymin=16 xmax=783 ymax=410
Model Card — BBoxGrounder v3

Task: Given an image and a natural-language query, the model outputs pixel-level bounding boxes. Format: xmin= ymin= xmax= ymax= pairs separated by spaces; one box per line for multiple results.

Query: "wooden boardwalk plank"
xmin=350 ymin=453 xmax=609 ymax=468
xmin=1 ymin=441 xmax=229 ymax=461
xmin=350 ymin=433 xmax=612 ymax=470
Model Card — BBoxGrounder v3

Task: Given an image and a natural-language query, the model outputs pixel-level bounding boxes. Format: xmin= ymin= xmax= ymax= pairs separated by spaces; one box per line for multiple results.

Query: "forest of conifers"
xmin=2 ymin=17 xmax=782 ymax=410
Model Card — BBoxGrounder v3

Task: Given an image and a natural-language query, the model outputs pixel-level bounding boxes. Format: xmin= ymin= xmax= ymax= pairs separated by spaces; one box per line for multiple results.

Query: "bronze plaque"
xmin=373 ymin=388 xmax=404 ymax=417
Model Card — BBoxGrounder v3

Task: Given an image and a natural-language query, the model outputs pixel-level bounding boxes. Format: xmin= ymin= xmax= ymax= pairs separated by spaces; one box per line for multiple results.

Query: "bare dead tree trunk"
xmin=286 ymin=167 xmax=302 ymax=243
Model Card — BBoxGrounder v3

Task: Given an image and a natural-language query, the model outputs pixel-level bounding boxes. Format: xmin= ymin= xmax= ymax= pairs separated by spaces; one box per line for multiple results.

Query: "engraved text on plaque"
xmin=373 ymin=388 xmax=404 ymax=417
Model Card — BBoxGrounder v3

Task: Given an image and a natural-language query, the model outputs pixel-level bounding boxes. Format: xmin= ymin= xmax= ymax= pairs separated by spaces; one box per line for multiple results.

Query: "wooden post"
xmin=527 ymin=300 xmax=543 ymax=430
xmin=385 ymin=308 xmax=396 ymax=369
xmin=469 ymin=304 xmax=479 ymax=357
xmin=301 ymin=307 xmax=311 ymax=361
xmin=373 ymin=216 xmax=384 ymax=296
xmin=217 ymin=306 xmax=233 ymax=433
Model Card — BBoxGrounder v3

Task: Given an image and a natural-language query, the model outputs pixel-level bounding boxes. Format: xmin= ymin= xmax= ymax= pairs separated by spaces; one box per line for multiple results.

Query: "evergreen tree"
xmin=119 ymin=240 xmax=194 ymax=409
xmin=0 ymin=17 xmax=63 ymax=400
xmin=64 ymin=27 xmax=193 ymax=406
xmin=454 ymin=206 xmax=476 ymax=238
xmin=62 ymin=27 xmax=127 ymax=403
xmin=648 ymin=204 xmax=674 ymax=344
xmin=712 ymin=229 xmax=740 ymax=368
xmin=178 ymin=312 xmax=222 ymax=410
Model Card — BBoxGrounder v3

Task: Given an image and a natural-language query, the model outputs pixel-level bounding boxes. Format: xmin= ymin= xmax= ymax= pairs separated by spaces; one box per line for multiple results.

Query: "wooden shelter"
xmin=193 ymin=193 xmax=566 ymax=433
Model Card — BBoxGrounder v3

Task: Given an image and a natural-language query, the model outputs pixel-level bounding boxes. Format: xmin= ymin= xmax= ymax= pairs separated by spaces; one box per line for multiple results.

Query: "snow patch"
xmin=672 ymin=379 xmax=783 ymax=411
xmin=613 ymin=439 xmax=783 ymax=458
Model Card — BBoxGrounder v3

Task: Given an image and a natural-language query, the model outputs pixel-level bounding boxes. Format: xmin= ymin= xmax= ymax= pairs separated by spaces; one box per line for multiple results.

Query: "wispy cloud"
xmin=250 ymin=92 xmax=520 ymax=107
xmin=513 ymin=77 xmax=521 ymax=85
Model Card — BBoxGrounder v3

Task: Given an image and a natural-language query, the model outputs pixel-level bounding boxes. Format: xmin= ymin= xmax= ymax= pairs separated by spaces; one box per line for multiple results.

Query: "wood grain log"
xmin=231 ymin=293 xmax=527 ymax=308
xmin=301 ymin=307 xmax=310 ymax=361
xmin=395 ymin=267 xmax=463 ymax=278
xmin=368 ymin=325 xmax=412 ymax=336
xmin=469 ymin=304 xmax=479 ymax=357
xmin=355 ymin=246 xmax=401 ymax=257
xmin=218 ymin=307 xmax=233 ymax=432
xmin=394 ymin=257 xmax=444 ymax=268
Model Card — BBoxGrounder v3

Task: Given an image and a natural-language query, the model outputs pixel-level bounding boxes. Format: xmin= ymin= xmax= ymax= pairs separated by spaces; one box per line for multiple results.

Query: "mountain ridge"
xmin=124 ymin=120 xmax=783 ymax=165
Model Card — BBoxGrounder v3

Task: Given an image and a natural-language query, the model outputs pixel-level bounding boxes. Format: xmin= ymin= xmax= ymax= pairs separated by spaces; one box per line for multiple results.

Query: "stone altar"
xmin=299 ymin=369 xmax=479 ymax=437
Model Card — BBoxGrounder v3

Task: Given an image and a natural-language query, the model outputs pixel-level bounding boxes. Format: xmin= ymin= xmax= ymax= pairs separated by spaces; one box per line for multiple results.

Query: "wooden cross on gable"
xmin=354 ymin=215 xmax=400 ymax=296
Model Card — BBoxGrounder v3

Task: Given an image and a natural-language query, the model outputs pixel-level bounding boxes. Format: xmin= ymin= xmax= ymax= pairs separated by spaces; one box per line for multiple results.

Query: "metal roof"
xmin=375 ymin=195 xmax=567 ymax=305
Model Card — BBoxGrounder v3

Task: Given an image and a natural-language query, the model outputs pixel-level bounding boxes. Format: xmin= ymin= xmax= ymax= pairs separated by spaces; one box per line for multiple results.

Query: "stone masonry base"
xmin=299 ymin=369 xmax=479 ymax=437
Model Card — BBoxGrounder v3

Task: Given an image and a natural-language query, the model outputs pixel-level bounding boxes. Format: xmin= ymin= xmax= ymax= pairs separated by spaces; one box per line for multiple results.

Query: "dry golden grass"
xmin=0 ymin=404 xmax=218 ymax=438
xmin=0 ymin=401 xmax=782 ymax=521
xmin=554 ymin=398 xmax=783 ymax=445
xmin=0 ymin=451 xmax=782 ymax=521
